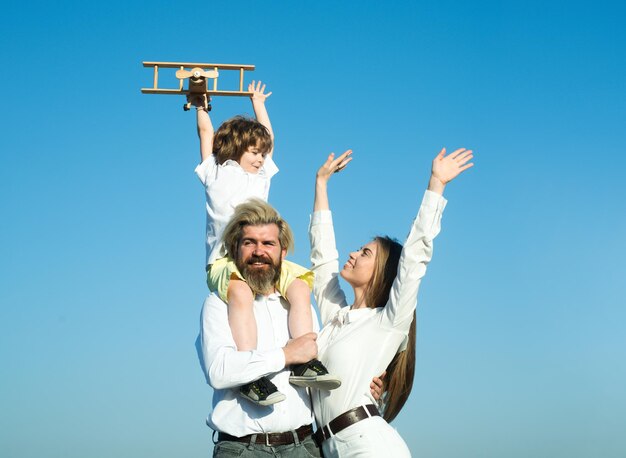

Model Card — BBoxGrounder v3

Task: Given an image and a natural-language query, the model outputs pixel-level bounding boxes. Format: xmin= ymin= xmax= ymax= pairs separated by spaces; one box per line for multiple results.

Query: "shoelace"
xmin=254 ymin=377 xmax=274 ymax=395
xmin=308 ymin=360 xmax=329 ymax=374
xmin=293 ymin=359 xmax=329 ymax=376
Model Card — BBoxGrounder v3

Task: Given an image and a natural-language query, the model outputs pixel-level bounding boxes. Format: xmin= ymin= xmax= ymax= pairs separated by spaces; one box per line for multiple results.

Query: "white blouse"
xmin=309 ymin=190 xmax=447 ymax=427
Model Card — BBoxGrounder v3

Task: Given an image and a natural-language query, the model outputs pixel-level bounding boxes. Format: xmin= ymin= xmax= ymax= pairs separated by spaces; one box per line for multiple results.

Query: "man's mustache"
xmin=247 ymin=255 xmax=272 ymax=265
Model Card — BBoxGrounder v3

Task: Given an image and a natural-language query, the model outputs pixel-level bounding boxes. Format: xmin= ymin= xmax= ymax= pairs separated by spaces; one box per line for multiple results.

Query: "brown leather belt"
xmin=218 ymin=424 xmax=313 ymax=447
xmin=313 ymin=404 xmax=380 ymax=444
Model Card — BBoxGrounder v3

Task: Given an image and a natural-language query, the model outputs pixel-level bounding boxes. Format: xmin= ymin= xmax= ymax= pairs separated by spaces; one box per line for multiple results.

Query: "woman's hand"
xmin=316 ymin=150 xmax=353 ymax=184
xmin=313 ymin=150 xmax=352 ymax=212
xmin=429 ymin=147 xmax=474 ymax=194
xmin=370 ymin=371 xmax=386 ymax=405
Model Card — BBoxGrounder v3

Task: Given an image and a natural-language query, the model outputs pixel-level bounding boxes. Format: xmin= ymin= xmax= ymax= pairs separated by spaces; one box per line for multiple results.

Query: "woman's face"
xmin=340 ymin=240 xmax=378 ymax=288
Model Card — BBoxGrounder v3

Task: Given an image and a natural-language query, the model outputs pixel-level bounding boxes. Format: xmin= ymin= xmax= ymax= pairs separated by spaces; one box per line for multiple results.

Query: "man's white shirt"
xmin=197 ymin=292 xmax=319 ymax=436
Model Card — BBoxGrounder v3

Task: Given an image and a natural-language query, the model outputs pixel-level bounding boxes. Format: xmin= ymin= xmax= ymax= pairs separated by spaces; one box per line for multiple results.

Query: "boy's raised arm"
xmin=248 ymin=80 xmax=274 ymax=158
xmin=188 ymin=94 xmax=214 ymax=163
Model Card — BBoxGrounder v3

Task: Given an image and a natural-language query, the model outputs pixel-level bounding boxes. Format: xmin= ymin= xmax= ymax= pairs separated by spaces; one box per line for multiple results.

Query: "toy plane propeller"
xmin=175 ymin=67 xmax=219 ymax=80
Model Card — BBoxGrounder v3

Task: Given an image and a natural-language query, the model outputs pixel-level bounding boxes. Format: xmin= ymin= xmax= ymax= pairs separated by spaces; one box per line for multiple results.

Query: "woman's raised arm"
xmin=314 ymin=150 xmax=352 ymax=212
xmin=428 ymin=147 xmax=474 ymax=195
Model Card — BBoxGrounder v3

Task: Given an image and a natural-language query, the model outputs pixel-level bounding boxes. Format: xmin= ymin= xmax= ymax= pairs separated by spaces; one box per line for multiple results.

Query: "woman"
xmin=309 ymin=147 xmax=473 ymax=457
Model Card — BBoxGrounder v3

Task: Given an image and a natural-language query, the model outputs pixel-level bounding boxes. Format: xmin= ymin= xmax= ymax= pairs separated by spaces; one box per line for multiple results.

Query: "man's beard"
xmin=236 ymin=254 xmax=281 ymax=295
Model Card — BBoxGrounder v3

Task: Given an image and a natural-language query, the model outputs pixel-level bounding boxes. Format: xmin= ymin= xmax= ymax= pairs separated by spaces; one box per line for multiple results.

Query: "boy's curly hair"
xmin=212 ymin=116 xmax=272 ymax=165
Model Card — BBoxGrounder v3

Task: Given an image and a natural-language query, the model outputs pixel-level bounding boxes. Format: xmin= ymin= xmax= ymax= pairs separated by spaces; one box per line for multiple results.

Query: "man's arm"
xmin=196 ymin=294 xmax=317 ymax=389
xmin=249 ymin=80 xmax=274 ymax=158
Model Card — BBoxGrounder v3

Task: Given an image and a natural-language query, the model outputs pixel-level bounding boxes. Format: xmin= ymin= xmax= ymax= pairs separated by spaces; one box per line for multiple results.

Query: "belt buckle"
xmin=323 ymin=424 xmax=332 ymax=440
xmin=264 ymin=433 xmax=271 ymax=447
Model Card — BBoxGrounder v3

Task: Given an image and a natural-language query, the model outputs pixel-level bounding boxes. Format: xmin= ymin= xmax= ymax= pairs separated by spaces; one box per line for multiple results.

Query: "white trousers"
xmin=321 ymin=415 xmax=411 ymax=457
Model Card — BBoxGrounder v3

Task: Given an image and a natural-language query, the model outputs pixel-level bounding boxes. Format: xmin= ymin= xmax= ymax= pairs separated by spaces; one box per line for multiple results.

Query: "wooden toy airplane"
xmin=142 ymin=61 xmax=255 ymax=111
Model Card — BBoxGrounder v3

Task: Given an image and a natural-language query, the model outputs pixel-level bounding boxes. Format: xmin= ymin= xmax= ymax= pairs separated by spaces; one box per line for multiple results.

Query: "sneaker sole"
xmin=257 ymin=392 xmax=286 ymax=406
xmin=242 ymin=391 xmax=286 ymax=406
xmin=289 ymin=375 xmax=342 ymax=390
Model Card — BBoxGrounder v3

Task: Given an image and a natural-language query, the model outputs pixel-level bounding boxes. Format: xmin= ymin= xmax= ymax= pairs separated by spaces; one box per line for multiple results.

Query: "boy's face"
xmin=239 ymin=143 xmax=267 ymax=174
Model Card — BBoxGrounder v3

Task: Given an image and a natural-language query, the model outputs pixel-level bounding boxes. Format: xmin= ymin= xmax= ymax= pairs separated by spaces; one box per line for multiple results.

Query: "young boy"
xmin=191 ymin=81 xmax=340 ymax=406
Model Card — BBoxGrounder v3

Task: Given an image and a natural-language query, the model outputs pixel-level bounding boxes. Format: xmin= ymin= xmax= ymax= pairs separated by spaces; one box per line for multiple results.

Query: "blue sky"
xmin=1 ymin=1 xmax=625 ymax=457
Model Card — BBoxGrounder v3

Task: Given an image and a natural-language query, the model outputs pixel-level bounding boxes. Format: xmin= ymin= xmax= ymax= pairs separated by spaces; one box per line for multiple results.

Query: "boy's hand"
xmin=187 ymin=94 xmax=207 ymax=108
xmin=249 ymin=80 xmax=272 ymax=103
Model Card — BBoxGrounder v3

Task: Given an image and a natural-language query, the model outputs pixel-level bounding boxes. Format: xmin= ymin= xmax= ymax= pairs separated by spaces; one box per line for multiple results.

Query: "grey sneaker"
xmin=289 ymin=359 xmax=341 ymax=390
xmin=240 ymin=376 xmax=286 ymax=406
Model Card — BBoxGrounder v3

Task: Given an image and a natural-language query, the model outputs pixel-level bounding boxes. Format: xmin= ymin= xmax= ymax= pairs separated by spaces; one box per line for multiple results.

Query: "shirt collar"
xmin=222 ymin=159 xmax=266 ymax=176
xmin=332 ymin=306 xmax=376 ymax=326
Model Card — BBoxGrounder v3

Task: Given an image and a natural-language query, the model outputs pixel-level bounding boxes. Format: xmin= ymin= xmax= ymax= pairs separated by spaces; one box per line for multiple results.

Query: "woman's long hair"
xmin=364 ymin=236 xmax=416 ymax=423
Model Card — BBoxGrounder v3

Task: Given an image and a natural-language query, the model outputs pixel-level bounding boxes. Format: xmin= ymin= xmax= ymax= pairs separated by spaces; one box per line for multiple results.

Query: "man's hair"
xmin=222 ymin=198 xmax=294 ymax=259
xmin=212 ymin=116 xmax=272 ymax=165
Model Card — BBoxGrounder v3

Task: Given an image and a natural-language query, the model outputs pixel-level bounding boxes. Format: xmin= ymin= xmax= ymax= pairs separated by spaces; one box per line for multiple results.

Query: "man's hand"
xmin=283 ymin=332 xmax=318 ymax=366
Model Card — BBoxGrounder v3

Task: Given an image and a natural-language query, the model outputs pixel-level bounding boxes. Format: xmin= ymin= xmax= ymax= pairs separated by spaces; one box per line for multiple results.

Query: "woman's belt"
xmin=313 ymin=404 xmax=380 ymax=444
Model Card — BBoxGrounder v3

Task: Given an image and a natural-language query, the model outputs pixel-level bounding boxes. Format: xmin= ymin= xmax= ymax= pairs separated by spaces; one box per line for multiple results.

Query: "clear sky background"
xmin=1 ymin=1 xmax=625 ymax=457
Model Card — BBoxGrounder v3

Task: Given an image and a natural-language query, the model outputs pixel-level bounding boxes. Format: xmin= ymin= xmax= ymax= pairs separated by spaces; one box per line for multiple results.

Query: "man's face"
xmin=235 ymin=224 xmax=286 ymax=295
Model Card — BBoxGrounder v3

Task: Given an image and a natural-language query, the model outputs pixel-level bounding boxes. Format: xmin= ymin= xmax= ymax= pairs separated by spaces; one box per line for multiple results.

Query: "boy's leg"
xmin=285 ymin=278 xmax=313 ymax=339
xmin=208 ymin=260 xmax=259 ymax=351
xmin=280 ymin=267 xmax=341 ymax=391
xmin=227 ymin=278 xmax=285 ymax=406
xmin=227 ymin=279 xmax=257 ymax=351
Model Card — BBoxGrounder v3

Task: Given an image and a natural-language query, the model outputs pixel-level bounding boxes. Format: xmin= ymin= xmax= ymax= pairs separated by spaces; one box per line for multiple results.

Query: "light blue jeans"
xmin=212 ymin=434 xmax=321 ymax=457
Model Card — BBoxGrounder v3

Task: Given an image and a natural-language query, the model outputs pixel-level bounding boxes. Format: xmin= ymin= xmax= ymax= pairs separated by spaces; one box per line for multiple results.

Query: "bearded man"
xmin=196 ymin=198 xmax=322 ymax=457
